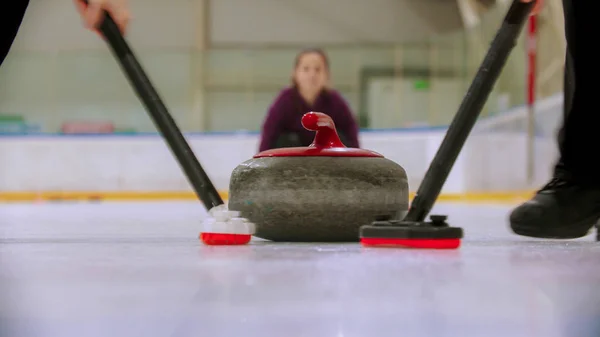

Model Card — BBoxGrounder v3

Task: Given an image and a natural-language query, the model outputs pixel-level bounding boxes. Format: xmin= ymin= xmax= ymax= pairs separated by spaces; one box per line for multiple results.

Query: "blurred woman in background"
xmin=258 ymin=48 xmax=360 ymax=152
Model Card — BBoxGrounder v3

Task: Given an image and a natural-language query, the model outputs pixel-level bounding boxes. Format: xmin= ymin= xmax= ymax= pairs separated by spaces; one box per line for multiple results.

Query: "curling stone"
xmin=227 ymin=112 xmax=409 ymax=242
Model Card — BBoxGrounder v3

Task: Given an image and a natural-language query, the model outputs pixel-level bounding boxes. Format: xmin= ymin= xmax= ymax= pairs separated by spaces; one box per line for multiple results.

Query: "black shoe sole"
xmin=511 ymin=216 xmax=597 ymax=239
xmin=511 ymin=225 xmax=591 ymax=239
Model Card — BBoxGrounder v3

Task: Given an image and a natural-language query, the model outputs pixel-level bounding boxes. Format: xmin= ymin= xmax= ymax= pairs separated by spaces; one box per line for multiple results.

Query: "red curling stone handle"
xmin=301 ymin=112 xmax=345 ymax=149
xmin=253 ymin=111 xmax=383 ymax=157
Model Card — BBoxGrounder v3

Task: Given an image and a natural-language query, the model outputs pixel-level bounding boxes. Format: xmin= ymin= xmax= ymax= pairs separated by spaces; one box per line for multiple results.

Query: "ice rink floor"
xmin=1 ymin=201 xmax=600 ymax=337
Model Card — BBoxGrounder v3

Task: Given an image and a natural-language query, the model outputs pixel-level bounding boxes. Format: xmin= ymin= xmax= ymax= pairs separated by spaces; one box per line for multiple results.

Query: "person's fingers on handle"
xmin=75 ymin=0 xmax=130 ymax=36
xmin=521 ymin=0 xmax=542 ymax=15
xmin=82 ymin=0 xmax=105 ymax=31
xmin=74 ymin=0 xmax=98 ymax=32
xmin=105 ymin=1 xmax=131 ymax=35
xmin=73 ymin=0 xmax=87 ymax=17
xmin=532 ymin=0 xmax=541 ymax=14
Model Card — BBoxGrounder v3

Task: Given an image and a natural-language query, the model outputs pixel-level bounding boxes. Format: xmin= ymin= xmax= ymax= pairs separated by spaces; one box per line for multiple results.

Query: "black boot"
xmin=509 ymin=177 xmax=600 ymax=239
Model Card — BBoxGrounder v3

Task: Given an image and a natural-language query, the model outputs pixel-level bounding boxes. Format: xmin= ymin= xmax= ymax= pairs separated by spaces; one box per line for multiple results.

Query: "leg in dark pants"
xmin=552 ymin=0 xmax=575 ymax=181
xmin=0 ymin=0 xmax=29 ymax=67
xmin=554 ymin=0 xmax=596 ymax=182
xmin=510 ymin=0 xmax=600 ymax=238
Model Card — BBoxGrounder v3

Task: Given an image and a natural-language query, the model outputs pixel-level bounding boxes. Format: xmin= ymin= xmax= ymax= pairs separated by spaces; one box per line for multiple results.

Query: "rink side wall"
xmin=0 ymin=93 xmax=564 ymax=204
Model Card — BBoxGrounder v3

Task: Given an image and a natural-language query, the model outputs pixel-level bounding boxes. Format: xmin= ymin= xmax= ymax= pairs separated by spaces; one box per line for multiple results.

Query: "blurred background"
xmin=0 ymin=0 xmax=568 ymax=199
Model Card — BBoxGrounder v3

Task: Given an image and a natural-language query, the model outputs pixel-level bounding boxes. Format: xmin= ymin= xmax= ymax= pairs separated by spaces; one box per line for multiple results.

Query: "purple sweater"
xmin=258 ymin=87 xmax=360 ymax=152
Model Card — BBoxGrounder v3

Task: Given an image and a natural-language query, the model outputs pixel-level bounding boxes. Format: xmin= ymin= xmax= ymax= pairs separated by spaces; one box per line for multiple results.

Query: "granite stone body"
xmin=228 ymin=156 xmax=409 ymax=242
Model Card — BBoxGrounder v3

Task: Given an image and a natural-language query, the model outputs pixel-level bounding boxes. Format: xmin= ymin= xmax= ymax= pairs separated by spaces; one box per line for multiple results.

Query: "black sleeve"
xmin=0 ymin=0 xmax=30 ymax=67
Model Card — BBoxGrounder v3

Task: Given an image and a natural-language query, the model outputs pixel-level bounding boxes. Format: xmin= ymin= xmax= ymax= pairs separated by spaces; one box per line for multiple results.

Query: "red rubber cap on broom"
xmin=359 ymin=215 xmax=463 ymax=249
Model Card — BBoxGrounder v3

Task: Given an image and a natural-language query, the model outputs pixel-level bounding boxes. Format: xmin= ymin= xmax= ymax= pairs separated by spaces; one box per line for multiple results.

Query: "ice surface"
xmin=1 ymin=201 xmax=600 ymax=337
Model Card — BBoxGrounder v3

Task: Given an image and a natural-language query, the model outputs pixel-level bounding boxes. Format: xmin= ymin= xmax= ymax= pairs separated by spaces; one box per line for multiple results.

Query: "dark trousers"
xmin=0 ymin=0 xmax=29 ymax=67
xmin=554 ymin=0 xmax=597 ymax=184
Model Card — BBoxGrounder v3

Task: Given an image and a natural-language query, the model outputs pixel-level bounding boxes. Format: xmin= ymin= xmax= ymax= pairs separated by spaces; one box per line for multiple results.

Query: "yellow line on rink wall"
xmin=431 ymin=191 xmax=535 ymax=204
xmin=0 ymin=190 xmax=535 ymax=204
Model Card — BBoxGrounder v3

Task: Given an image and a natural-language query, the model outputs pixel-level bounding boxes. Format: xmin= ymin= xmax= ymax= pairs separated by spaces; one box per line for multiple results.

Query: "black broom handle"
xmin=405 ymin=0 xmax=534 ymax=222
xmin=81 ymin=1 xmax=224 ymax=209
